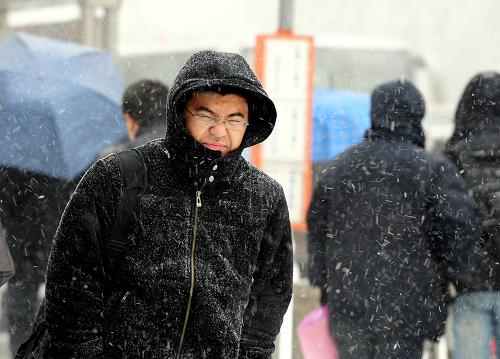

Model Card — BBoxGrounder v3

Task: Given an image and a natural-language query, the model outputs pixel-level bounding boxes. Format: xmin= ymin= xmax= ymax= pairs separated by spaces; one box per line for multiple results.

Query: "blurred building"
xmin=0 ymin=0 xmax=120 ymax=51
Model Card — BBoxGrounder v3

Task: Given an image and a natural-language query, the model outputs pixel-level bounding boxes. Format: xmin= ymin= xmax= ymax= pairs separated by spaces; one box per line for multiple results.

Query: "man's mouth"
xmin=205 ymin=143 xmax=226 ymax=151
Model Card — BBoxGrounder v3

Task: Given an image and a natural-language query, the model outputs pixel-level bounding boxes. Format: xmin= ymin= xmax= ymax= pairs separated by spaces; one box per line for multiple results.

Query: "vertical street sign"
xmin=253 ymin=31 xmax=314 ymax=232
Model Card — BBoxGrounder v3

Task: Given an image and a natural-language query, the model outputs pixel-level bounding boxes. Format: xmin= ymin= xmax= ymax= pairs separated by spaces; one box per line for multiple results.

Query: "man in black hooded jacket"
xmin=444 ymin=71 xmax=500 ymax=359
xmin=42 ymin=50 xmax=292 ymax=358
xmin=307 ymin=80 xmax=483 ymax=358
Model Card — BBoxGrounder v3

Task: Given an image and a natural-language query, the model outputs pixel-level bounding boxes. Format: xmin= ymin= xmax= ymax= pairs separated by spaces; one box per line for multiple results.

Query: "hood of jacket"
xmin=365 ymin=79 xmax=426 ymax=148
xmin=163 ymin=50 xmax=276 ymax=183
xmin=447 ymin=71 xmax=500 ymax=146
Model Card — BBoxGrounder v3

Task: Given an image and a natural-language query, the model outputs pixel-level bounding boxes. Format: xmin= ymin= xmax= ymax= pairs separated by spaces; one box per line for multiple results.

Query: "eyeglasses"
xmin=185 ymin=108 xmax=249 ymax=131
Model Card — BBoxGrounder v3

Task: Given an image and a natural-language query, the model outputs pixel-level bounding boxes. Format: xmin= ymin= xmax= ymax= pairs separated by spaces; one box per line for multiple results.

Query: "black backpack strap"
xmin=107 ymin=149 xmax=146 ymax=261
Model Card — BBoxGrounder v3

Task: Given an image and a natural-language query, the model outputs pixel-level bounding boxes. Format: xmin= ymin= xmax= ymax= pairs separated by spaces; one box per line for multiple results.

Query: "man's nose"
xmin=209 ymin=121 xmax=227 ymax=137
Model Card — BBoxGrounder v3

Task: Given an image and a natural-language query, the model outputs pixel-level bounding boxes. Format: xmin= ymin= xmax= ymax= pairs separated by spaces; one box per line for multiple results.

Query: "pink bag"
xmin=297 ymin=305 xmax=338 ymax=359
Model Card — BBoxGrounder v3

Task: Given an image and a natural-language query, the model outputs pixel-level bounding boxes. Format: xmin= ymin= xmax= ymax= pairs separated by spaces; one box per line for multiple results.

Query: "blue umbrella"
xmin=312 ymin=89 xmax=371 ymax=163
xmin=0 ymin=32 xmax=126 ymax=180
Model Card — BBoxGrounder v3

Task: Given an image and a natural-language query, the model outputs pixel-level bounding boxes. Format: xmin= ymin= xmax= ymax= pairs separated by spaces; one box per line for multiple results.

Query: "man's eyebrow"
xmin=195 ymin=106 xmax=245 ymax=118
xmin=226 ymin=112 xmax=245 ymax=118
xmin=195 ymin=105 xmax=217 ymax=115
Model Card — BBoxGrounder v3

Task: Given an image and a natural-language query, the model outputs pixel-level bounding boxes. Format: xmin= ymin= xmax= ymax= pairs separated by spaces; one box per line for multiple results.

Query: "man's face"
xmin=124 ymin=113 xmax=139 ymax=142
xmin=184 ymin=91 xmax=249 ymax=157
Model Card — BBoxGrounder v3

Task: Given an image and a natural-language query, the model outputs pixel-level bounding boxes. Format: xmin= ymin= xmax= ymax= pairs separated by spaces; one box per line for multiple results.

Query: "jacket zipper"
xmin=176 ymin=190 xmax=202 ymax=359
xmin=105 ymin=290 xmax=130 ymax=335
xmin=116 ymin=291 xmax=130 ymax=315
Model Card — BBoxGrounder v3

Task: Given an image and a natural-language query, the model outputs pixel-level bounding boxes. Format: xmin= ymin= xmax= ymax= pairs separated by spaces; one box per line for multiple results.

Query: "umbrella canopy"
xmin=0 ymin=32 xmax=126 ymax=180
xmin=312 ymin=89 xmax=370 ymax=163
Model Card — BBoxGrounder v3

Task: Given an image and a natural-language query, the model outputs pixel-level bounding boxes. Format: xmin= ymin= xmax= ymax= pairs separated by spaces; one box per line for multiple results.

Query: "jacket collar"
xmin=365 ymin=126 xmax=425 ymax=148
xmin=161 ymin=135 xmax=244 ymax=190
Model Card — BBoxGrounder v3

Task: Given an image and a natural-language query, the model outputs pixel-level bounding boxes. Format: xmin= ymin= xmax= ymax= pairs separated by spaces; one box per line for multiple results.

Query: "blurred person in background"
xmin=444 ymin=71 xmax=500 ymax=359
xmin=41 ymin=50 xmax=292 ymax=358
xmin=307 ymin=79 xmax=483 ymax=358
xmin=0 ymin=169 xmax=76 ymax=357
xmin=99 ymin=79 xmax=169 ymax=158
xmin=0 ymin=219 xmax=15 ymax=288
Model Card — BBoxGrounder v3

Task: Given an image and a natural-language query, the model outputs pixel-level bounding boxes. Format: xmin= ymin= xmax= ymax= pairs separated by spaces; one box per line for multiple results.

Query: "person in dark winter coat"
xmin=42 ymin=50 xmax=293 ymax=359
xmin=0 ymin=168 xmax=75 ymax=357
xmin=99 ymin=79 xmax=169 ymax=158
xmin=444 ymin=71 xmax=500 ymax=359
xmin=307 ymin=79 xmax=483 ymax=358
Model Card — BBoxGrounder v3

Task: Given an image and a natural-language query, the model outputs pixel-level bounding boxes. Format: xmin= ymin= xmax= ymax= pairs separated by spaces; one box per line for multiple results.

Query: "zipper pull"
xmin=121 ymin=291 xmax=130 ymax=303
xmin=196 ymin=191 xmax=202 ymax=208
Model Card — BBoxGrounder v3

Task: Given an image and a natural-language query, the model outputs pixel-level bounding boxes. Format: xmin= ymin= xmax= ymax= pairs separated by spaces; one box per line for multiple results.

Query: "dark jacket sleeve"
xmin=306 ymin=177 xmax=330 ymax=304
xmin=239 ymin=189 xmax=293 ymax=359
xmin=44 ymin=157 xmax=121 ymax=359
xmin=426 ymin=158 xmax=484 ymax=294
